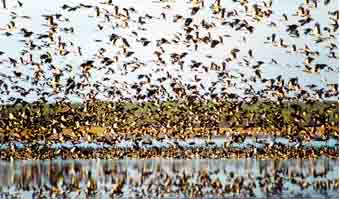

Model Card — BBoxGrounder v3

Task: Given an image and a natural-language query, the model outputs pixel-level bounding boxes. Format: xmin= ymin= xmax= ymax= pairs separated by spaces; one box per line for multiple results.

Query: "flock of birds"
xmin=0 ymin=0 xmax=338 ymax=103
xmin=0 ymin=160 xmax=338 ymax=198
xmin=0 ymin=1 xmax=338 ymax=198
xmin=0 ymin=0 xmax=338 ymax=160
xmin=1 ymin=139 xmax=338 ymax=159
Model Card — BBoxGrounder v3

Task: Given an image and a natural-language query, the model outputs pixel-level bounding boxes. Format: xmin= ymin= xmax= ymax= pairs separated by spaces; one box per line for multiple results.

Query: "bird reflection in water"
xmin=0 ymin=159 xmax=338 ymax=198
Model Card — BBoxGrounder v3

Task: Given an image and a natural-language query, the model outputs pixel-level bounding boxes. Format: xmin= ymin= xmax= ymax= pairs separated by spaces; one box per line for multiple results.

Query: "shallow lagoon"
xmin=0 ymin=159 xmax=338 ymax=198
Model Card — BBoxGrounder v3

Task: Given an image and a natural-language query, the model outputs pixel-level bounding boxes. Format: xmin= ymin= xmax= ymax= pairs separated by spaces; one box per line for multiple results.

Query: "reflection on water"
xmin=0 ymin=159 xmax=338 ymax=198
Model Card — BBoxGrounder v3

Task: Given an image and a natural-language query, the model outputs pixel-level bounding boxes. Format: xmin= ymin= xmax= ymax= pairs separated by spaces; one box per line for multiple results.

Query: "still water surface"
xmin=0 ymin=159 xmax=338 ymax=198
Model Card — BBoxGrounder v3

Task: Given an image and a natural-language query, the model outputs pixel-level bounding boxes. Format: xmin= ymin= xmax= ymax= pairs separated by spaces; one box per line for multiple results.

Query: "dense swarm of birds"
xmin=0 ymin=0 xmax=338 ymax=159
xmin=0 ymin=160 xmax=338 ymax=198
xmin=0 ymin=0 xmax=338 ymax=103
xmin=0 ymin=140 xmax=338 ymax=159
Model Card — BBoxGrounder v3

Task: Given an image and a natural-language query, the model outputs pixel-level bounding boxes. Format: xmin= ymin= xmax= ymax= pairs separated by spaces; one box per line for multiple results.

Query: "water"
xmin=0 ymin=159 xmax=338 ymax=198
xmin=0 ymin=136 xmax=338 ymax=151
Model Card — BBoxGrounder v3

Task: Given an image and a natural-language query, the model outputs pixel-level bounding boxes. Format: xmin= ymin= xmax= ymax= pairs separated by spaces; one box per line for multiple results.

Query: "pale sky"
xmin=0 ymin=0 xmax=338 ymax=103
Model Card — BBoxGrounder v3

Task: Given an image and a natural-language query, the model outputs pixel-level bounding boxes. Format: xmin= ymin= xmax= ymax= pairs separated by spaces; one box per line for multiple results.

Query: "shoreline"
xmin=1 ymin=145 xmax=338 ymax=160
xmin=0 ymin=126 xmax=338 ymax=141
